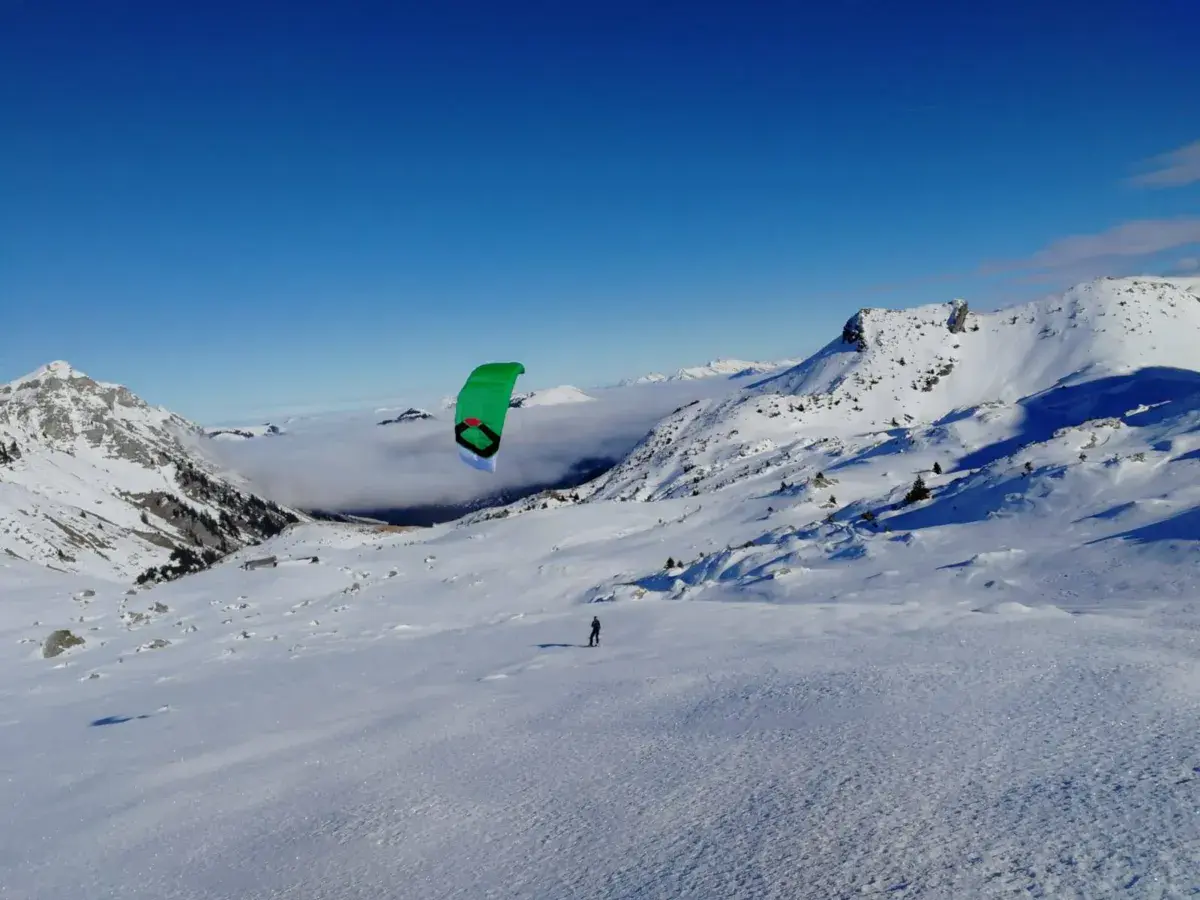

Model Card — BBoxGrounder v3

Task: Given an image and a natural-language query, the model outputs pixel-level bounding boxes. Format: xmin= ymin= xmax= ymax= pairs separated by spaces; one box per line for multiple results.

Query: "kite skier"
xmin=588 ymin=615 xmax=601 ymax=647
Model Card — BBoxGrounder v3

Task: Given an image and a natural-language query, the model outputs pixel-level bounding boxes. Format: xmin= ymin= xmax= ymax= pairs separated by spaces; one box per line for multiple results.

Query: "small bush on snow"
xmin=903 ymin=475 xmax=932 ymax=505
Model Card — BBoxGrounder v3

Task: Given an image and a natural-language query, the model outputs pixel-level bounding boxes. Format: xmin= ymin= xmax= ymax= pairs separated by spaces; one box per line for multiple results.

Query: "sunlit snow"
xmin=2 ymin=277 xmax=1198 ymax=899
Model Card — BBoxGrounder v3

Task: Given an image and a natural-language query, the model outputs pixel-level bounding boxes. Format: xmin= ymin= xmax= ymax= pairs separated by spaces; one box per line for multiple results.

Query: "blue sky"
xmin=3 ymin=0 xmax=1198 ymax=424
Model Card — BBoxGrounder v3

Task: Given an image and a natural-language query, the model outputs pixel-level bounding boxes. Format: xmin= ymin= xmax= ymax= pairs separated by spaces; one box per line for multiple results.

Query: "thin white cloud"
xmin=202 ymin=379 xmax=749 ymax=515
xmin=1173 ymin=256 xmax=1199 ymax=273
xmin=1128 ymin=139 xmax=1200 ymax=188
xmin=1030 ymin=218 xmax=1200 ymax=268
xmin=982 ymin=217 xmax=1200 ymax=275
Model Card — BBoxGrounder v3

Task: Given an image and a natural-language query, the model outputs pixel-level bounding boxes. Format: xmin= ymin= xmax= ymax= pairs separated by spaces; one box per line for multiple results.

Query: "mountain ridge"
xmin=617 ymin=356 xmax=802 ymax=386
xmin=455 ymin=276 xmax=1198 ymax=525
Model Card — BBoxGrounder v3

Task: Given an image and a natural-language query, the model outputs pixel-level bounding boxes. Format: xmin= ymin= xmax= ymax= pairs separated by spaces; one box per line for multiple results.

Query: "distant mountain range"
xmin=616 ymin=356 xmax=803 ymax=386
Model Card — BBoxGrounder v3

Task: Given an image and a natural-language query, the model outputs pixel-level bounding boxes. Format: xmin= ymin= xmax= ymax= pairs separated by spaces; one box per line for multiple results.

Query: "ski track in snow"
xmin=2 ymin=276 xmax=1200 ymax=898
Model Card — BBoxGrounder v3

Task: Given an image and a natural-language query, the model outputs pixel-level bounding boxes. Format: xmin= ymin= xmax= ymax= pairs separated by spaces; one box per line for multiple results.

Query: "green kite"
xmin=454 ymin=362 xmax=525 ymax=472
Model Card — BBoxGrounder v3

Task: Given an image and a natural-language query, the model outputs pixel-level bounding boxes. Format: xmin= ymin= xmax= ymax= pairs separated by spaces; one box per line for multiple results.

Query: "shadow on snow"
xmin=884 ymin=464 xmax=1069 ymax=532
xmin=90 ymin=714 xmax=153 ymax=727
xmin=955 ymin=367 xmax=1200 ymax=473
xmin=1089 ymin=506 xmax=1200 ymax=545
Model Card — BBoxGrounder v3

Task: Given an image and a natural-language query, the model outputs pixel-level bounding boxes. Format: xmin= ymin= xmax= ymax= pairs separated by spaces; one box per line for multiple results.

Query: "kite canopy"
xmin=454 ymin=362 xmax=526 ymax=472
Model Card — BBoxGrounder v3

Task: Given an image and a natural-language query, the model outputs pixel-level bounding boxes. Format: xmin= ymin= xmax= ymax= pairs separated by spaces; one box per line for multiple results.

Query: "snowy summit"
xmin=8 ymin=359 xmax=90 ymax=387
xmin=508 ymin=384 xmax=595 ymax=407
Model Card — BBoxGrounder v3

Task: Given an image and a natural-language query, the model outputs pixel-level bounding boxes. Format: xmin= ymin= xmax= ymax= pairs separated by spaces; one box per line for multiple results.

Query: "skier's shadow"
xmin=536 ymin=643 xmax=590 ymax=649
xmin=90 ymin=714 xmax=152 ymax=727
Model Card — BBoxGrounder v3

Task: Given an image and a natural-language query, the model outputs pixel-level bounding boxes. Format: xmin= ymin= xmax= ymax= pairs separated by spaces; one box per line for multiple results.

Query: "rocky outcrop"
xmin=42 ymin=629 xmax=84 ymax=658
xmin=842 ymin=310 xmax=869 ymax=351
xmin=948 ymin=299 xmax=970 ymax=333
xmin=0 ymin=438 xmax=20 ymax=466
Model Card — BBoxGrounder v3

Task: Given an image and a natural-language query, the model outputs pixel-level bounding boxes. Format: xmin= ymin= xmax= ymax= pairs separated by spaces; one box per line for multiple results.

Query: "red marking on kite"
xmin=464 ymin=417 xmax=482 ymax=427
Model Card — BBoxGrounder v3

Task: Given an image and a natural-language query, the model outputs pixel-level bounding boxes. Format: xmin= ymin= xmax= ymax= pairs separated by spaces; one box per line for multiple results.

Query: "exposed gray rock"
xmin=842 ymin=310 xmax=869 ymax=351
xmin=43 ymin=629 xmax=84 ymax=658
xmin=948 ymin=299 xmax=970 ymax=333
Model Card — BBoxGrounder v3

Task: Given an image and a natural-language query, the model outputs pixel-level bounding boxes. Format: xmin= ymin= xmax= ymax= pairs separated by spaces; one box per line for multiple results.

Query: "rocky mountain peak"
xmin=1 ymin=360 xmax=197 ymax=466
xmin=0 ymin=361 xmax=303 ymax=583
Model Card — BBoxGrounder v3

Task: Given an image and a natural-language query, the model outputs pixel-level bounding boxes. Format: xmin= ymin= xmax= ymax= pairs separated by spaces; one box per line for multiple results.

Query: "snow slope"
xmin=583 ymin=277 xmax=1200 ymax=502
xmin=3 ymin=277 xmax=1199 ymax=898
xmin=3 ymin=396 xmax=1198 ymax=898
xmin=0 ymin=362 xmax=303 ymax=581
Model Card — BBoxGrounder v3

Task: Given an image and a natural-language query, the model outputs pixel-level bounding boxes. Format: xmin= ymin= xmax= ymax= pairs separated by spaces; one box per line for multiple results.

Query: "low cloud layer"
xmin=201 ymin=379 xmax=751 ymax=514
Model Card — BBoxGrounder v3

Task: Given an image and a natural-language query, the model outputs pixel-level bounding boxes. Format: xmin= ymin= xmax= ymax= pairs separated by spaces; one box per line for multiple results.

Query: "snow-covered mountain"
xmin=0 ymin=361 xmax=303 ymax=582
xmin=437 ymin=384 xmax=597 ymax=411
xmin=581 ymin=277 xmax=1200 ymax=502
xmin=618 ymin=356 xmax=801 ymax=385
xmin=508 ymin=384 xmax=595 ymax=407
xmin=376 ymin=407 xmax=435 ymax=425
xmin=205 ymin=423 xmax=285 ymax=440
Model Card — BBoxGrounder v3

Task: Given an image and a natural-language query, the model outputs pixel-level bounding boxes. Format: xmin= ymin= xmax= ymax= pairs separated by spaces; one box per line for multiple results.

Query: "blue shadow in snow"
xmin=937 ymin=558 xmax=976 ymax=570
xmin=885 ymin=465 xmax=1069 ymax=532
xmin=1073 ymin=501 xmax=1137 ymax=525
xmin=1089 ymin=506 xmax=1199 ymax=545
xmin=90 ymin=714 xmax=152 ymax=727
xmin=934 ymin=407 xmax=979 ymax=428
xmin=955 ymin=367 xmax=1200 ymax=473
xmin=1175 ymin=448 xmax=1200 ymax=463
xmin=828 ymin=430 xmax=913 ymax=471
